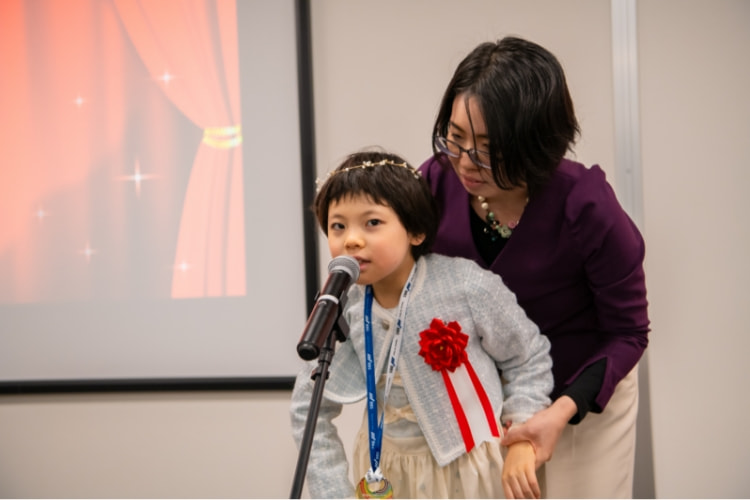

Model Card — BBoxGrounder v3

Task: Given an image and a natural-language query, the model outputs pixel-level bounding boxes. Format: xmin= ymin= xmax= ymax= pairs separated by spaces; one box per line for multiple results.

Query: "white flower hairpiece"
xmin=316 ymin=159 xmax=421 ymax=190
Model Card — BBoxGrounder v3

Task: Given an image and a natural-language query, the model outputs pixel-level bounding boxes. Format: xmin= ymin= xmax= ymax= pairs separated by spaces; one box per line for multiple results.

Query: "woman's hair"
xmin=313 ymin=149 xmax=439 ymax=259
xmin=432 ymin=36 xmax=580 ymax=195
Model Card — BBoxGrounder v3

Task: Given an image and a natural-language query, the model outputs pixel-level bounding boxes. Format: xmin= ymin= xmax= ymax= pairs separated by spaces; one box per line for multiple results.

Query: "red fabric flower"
xmin=418 ymin=318 xmax=469 ymax=372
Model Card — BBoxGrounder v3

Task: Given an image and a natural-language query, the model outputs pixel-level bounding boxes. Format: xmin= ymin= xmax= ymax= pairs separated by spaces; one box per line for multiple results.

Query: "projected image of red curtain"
xmin=114 ymin=0 xmax=246 ymax=299
xmin=0 ymin=0 xmax=245 ymax=303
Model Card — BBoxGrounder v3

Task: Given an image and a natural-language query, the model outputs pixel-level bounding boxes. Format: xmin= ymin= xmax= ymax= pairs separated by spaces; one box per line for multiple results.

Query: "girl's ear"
xmin=410 ymin=233 xmax=426 ymax=247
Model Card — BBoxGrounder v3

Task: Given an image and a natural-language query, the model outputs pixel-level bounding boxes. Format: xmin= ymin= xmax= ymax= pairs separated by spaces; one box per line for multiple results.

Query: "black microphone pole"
xmin=290 ymin=293 xmax=351 ymax=499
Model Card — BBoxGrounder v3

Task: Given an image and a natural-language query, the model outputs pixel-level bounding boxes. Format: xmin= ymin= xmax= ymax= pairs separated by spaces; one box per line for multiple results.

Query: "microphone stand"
xmin=289 ymin=294 xmax=350 ymax=499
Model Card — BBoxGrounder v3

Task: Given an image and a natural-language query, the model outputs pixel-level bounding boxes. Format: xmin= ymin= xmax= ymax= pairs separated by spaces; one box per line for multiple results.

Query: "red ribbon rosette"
xmin=417 ymin=317 xmax=499 ymax=452
xmin=418 ymin=318 xmax=469 ymax=372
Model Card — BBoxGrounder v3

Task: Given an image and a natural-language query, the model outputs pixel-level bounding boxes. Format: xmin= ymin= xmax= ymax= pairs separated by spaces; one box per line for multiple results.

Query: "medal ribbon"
xmin=363 ymin=262 xmax=417 ymax=482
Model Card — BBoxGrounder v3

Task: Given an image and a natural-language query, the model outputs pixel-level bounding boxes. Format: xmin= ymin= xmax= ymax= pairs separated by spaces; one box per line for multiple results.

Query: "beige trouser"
xmin=540 ymin=365 xmax=640 ymax=499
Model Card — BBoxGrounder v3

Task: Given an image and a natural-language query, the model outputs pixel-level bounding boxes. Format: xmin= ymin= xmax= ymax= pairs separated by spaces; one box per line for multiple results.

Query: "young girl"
xmin=290 ymin=150 xmax=553 ymax=499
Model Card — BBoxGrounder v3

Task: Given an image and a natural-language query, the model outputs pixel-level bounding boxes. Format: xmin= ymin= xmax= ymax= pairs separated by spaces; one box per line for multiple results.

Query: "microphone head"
xmin=328 ymin=255 xmax=360 ymax=282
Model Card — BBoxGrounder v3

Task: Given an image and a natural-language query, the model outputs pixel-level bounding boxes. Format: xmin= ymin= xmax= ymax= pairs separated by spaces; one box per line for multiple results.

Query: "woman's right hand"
xmin=501 ymin=395 xmax=577 ymax=468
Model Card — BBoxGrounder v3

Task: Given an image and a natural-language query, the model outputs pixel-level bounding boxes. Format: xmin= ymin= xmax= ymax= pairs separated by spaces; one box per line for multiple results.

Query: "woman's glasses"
xmin=433 ymin=135 xmax=493 ymax=170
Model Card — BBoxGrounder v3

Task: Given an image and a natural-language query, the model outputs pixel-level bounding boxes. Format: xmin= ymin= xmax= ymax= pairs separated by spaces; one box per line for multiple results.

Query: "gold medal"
xmin=356 ymin=476 xmax=394 ymax=498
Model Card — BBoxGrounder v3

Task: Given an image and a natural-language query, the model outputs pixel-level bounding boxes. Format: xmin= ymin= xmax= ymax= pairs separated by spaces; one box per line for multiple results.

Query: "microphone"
xmin=297 ymin=255 xmax=360 ymax=360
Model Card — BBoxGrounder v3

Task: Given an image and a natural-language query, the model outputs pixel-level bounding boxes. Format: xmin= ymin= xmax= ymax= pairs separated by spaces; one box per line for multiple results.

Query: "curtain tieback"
xmin=202 ymin=125 xmax=242 ymax=149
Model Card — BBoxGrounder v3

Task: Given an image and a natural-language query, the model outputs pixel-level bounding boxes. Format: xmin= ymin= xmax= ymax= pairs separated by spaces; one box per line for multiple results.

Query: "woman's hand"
xmin=502 ymin=441 xmax=540 ymax=499
xmin=501 ymin=395 xmax=577 ymax=468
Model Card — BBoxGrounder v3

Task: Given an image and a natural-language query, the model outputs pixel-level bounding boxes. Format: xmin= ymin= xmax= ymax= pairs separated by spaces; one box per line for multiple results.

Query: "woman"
xmin=418 ymin=36 xmax=649 ymax=498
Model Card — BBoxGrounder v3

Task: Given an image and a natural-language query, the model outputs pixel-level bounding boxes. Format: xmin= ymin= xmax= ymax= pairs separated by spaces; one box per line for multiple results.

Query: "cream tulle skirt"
xmin=352 ymin=406 xmax=506 ymax=498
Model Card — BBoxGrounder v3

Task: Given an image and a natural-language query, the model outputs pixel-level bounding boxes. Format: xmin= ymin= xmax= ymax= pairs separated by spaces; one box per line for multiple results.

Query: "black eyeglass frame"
xmin=433 ymin=134 xmax=493 ymax=170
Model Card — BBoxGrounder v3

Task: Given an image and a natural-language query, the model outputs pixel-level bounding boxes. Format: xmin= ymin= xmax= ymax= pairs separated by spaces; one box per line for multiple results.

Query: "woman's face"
xmin=445 ymin=94 xmax=503 ymax=199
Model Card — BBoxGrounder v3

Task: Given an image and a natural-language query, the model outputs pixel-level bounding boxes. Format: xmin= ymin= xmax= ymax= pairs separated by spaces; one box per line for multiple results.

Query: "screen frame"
xmin=0 ymin=0 xmax=319 ymax=395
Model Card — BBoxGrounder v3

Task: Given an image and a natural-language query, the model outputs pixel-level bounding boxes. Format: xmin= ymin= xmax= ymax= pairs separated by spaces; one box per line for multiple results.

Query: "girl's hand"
xmin=502 ymin=441 xmax=540 ymax=499
xmin=501 ymin=395 xmax=577 ymax=468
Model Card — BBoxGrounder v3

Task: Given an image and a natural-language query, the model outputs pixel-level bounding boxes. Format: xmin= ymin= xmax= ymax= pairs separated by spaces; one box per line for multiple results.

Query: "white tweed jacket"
xmin=290 ymin=253 xmax=552 ymax=498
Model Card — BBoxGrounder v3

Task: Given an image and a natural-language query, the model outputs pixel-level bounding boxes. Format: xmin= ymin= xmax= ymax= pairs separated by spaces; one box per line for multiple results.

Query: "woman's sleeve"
xmin=560 ymin=358 xmax=606 ymax=423
xmin=567 ymin=165 xmax=650 ymax=410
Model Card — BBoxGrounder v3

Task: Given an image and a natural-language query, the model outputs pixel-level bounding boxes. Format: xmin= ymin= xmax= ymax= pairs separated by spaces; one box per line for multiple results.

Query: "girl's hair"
xmin=313 ymin=149 xmax=439 ymax=259
xmin=432 ymin=36 xmax=580 ymax=196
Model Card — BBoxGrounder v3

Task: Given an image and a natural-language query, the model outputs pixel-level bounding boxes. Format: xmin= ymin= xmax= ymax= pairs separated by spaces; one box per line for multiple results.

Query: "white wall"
xmin=0 ymin=391 xmax=299 ymax=498
xmin=1 ymin=1 xmax=748 ymax=498
xmin=638 ymin=0 xmax=750 ymax=497
xmin=310 ymin=0 xmax=614 ymax=179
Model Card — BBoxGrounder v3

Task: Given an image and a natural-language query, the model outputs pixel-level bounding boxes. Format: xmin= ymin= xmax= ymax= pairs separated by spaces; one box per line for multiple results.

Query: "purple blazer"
xmin=419 ymin=155 xmax=649 ymax=410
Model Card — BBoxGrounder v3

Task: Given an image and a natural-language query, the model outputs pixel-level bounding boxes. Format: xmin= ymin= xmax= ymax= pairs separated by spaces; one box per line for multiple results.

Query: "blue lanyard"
xmin=363 ymin=263 xmax=417 ymax=482
xmin=363 ymin=287 xmax=383 ymax=480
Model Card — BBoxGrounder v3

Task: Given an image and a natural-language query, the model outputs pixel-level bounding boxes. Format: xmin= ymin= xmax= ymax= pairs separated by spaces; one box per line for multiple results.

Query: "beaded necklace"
xmin=476 ymin=195 xmax=526 ymax=240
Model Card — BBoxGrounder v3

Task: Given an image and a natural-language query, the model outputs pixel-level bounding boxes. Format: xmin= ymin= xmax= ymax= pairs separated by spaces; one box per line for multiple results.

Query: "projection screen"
xmin=0 ymin=0 xmax=313 ymax=388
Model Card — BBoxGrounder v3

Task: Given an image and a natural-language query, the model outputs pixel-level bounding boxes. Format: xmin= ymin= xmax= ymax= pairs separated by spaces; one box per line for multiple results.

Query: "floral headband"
xmin=316 ymin=159 xmax=422 ymax=190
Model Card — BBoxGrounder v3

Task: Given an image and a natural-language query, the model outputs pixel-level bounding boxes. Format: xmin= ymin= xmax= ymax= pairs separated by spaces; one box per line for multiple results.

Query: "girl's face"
xmin=446 ymin=94 xmax=503 ymax=199
xmin=326 ymin=194 xmax=424 ymax=303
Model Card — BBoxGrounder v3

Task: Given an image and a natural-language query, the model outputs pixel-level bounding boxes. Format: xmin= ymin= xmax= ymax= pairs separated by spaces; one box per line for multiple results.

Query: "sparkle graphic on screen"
xmin=74 ymin=94 xmax=86 ymax=108
xmin=176 ymin=260 xmax=192 ymax=273
xmin=79 ymin=241 xmax=98 ymax=262
xmin=158 ymin=70 xmax=175 ymax=86
xmin=116 ymin=160 xmax=156 ymax=197
xmin=34 ymin=206 xmax=50 ymax=222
